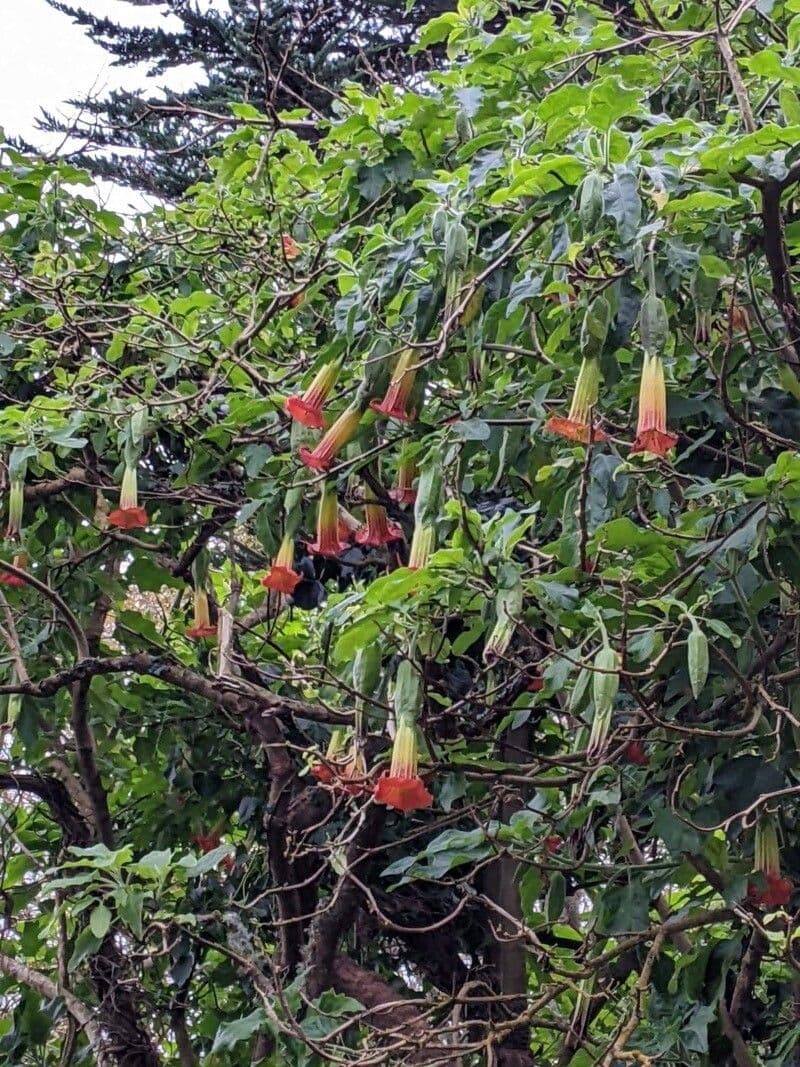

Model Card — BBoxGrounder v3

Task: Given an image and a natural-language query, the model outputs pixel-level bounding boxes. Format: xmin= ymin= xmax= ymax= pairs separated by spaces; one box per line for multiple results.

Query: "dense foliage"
xmin=3 ymin=0 xmax=800 ymax=1064
xmin=37 ymin=0 xmax=459 ymax=196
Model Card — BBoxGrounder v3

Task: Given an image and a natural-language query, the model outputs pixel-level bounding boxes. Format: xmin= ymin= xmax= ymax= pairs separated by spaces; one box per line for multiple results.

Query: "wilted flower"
xmin=545 ymin=356 xmax=607 ymax=444
xmin=108 ymin=464 xmax=148 ymax=529
xmin=630 ymin=353 xmax=678 ymax=458
xmin=285 ymin=361 xmax=340 ymax=430
xmin=298 ymin=405 xmax=362 ymax=472
xmin=262 ymin=534 xmax=301 ymax=594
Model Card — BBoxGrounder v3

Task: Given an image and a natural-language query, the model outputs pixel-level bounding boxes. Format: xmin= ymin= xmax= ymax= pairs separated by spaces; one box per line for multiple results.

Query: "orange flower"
xmin=545 ymin=356 xmax=607 ymax=444
xmin=356 ymin=501 xmax=403 ymax=548
xmin=298 ymin=405 xmax=362 ymax=472
xmin=108 ymin=464 xmax=148 ymax=529
xmin=370 ymin=350 xmax=418 ymax=422
xmin=336 ymin=747 xmax=370 ymax=797
xmin=310 ymin=728 xmax=348 ymax=784
xmin=389 ymin=454 xmax=417 ymax=505
xmin=284 ymin=361 xmax=340 ymax=430
xmin=374 ymin=717 xmax=432 ymax=813
xmin=630 ymin=353 xmax=678 ymax=457
xmin=748 ymin=818 xmax=793 ymax=908
xmin=0 ymin=553 xmax=28 ymax=588
xmin=262 ymin=534 xmax=301 ymax=594
xmin=186 ymin=587 xmax=216 ymax=640
xmin=281 ymin=234 xmax=301 ymax=260
xmin=337 ymin=505 xmax=361 ymax=544
xmin=306 ymin=483 xmax=348 ymax=558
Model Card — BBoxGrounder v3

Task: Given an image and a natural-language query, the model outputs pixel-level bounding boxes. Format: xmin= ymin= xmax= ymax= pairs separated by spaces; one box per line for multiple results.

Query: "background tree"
xmin=3 ymin=0 xmax=800 ymax=1065
xmin=35 ymin=0 xmax=458 ymax=196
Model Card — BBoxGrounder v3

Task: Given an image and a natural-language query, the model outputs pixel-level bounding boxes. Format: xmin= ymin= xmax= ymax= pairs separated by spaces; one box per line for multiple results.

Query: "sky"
xmin=0 ymin=0 xmax=222 ymax=210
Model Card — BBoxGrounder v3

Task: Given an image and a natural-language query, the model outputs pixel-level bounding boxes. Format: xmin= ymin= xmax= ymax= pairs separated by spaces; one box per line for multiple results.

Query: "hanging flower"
xmin=298 ymin=405 xmax=362 ymax=472
xmin=310 ymin=728 xmax=348 ymax=783
xmin=4 ymin=478 xmax=24 ymax=541
xmin=389 ymin=454 xmax=417 ymax=505
xmin=262 ymin=534 xmax=301 ymax=594
xmin=108 ymin=464 xmax=148 ymax=529
xmin=748 ymin=818 xmax=793 ymax=909
xmin=355 ymin=492 xmax=403 ymax=548
xmin=543 ymin=835 xmax=562 ymax=855
xmin=337 ymin=746 xmax=370 ymax=797
xmin=281 ymin=234 xmax=301 ymax=260
xmin=408 ymin=523 xmax=435 ymax=570
xmin=623 ymin=740 xmax=649 ymax=766
xmin=630 ymin=353 xmax=678 ymax=457
xmin=285 ymin=361 xmax=340 ymax=430
xmin=545 ymin=357 xmax=607 ymax=444
xmin=337 ymin=505 xmax=361 ymax=544
xmin=306 ymin=483 xmax=348 ymax=558
xmin=0 ymin=553 xmax=28 ymax=588
xmin=370 ymin=349 xmax=418 ymax=422
xmin=186 ymin=586 xmax=216 ymax=640
xmin=374 ymin=717 xmax=432 ymax=812
xmin=483 ymin=579 xmax=524 ymax=665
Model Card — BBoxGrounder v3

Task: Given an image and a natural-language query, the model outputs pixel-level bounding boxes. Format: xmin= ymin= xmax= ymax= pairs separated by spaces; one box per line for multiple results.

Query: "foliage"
xmin=2 ymin=0 xmax=800 ymax=1064
xmin=35 ymin=0 xmax=460 ymax=196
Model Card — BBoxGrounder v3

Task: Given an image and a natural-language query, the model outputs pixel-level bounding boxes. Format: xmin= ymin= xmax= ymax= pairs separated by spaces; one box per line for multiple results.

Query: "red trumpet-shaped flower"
xmin=4 ymin=478 xmax=24 ymax=541
xmin=336 ymin=747 xmax=370 ymax=797
xmin=186 ymin=587 xmax=216 ymax=640
xmin=631 ymin=353 xmax=678 ymax=458
xmin=371 ymin=349 xmax=418 ymax=422
xmin=108 ymin=464 xmax=148 ymax=529
xmin=285 ymin=361 xmax=340 ymax=430
xmin=310 ymin=728 xmax=348 ymax=784
xmin=356 ymin=499 xmax=403 ymax=547
xmin=337 ymin=506 xmax=361 ymax=544
xmin=374 ymin=717 xmax=433 ymax=812
xmin=748 ymin=818 xmax=793 ymax=909
xmin=0 ymin=553 xmax=28 ymax=588
xmin=307 ymin=483 xmax=349 ymax=557
xmin=407 ymin=523 xmax=435 ymax=571
xmin=390 ymin=454 xmax=417 ymax=505
xmin=298 ymin=405 xmax=362 ymax=471
xmin=281 ymin=234 xmax=301 ymax=260
xmin=545 ymin=356 xmax=607 ymax=444
xmin=262 ymin=534 xmax=301 ymax=594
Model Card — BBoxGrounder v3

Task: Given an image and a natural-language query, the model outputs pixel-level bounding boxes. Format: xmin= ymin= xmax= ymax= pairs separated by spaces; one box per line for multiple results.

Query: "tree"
xmin=36 ymin=0 xmax=457 ymax=197
xmin=3 ymin=0 xmax=800 ymax=1064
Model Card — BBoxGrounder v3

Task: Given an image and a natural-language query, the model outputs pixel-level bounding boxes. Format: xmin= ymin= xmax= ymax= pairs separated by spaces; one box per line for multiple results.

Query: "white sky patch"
xmin=1 ymin=0 xmax=230 ymax=211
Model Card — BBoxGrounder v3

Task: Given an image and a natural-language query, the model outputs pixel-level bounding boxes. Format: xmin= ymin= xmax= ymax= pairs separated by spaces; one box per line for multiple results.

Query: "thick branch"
xmin=761 ymin=180 xmax=800 ymax=372
xmin=0 ymin=952 xmax=111 ymax=1065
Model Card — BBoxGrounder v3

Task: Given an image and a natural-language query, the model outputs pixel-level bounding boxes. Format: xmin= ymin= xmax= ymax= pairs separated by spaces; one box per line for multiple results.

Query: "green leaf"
xmin=89 ymin=903 xmax=112 ymax=939
xmin=212 ymin=1008 xmax=268 ymax=1052
xmin=68 ymin=926 xmax=103 ymax=972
